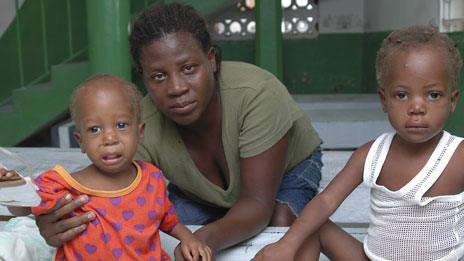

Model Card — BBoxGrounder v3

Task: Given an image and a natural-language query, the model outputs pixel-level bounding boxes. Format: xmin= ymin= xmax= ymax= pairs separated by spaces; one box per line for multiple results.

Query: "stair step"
xmin=12 ymin=83 xmax=57 ymax=115
xmin=0 ymin=62 xmax=89 ymax=146
xmin=0 ymin=103 xmax=14 ymax=114
xmin=295 ymin=94 xmax=392 ymax=149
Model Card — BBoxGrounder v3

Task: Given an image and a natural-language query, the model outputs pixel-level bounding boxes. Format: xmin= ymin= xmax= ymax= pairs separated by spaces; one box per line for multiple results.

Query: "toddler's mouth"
xmin=102 ymin=153 xmax=123 ymax=164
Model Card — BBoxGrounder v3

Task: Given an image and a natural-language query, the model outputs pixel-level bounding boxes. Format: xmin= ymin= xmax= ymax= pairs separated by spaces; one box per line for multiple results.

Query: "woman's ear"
xmin=207 ymin=47 xmax=217 ymax=73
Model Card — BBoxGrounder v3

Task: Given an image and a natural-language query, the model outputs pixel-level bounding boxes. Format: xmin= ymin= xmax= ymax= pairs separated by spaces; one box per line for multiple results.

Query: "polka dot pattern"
xmin=31 ymin=161 xmax=177 ymax=260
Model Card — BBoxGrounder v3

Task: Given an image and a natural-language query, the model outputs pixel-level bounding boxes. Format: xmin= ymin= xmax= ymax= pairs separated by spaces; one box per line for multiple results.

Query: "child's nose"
xmin=408 ymin=98 xmax=426 ymax=115
xmin=103 ymin=129 xmax=119 ymax=145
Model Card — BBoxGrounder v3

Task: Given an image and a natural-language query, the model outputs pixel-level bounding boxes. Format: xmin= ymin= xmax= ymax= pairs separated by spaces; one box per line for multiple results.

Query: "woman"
xmin=35 ymin=2 xmax=323 ymax=257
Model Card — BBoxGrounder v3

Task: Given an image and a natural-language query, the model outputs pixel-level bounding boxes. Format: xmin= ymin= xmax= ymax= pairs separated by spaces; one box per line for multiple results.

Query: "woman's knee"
xmin=269 ymin=202 xmax=296 ymax=226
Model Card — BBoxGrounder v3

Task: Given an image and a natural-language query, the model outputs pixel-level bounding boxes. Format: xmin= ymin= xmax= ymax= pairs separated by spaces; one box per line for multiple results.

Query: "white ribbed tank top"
xmin=363 ymin=131 xmax=464 ymax=261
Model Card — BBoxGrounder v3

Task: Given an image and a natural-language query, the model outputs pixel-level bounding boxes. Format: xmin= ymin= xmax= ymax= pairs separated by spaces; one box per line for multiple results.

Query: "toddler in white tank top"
xmin=254 ymin=25 xmax=464 ymax=261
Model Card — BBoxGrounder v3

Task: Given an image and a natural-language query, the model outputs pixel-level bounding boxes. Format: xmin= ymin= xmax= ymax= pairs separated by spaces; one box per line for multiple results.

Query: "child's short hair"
xmin=69 ymin=74 xmax=143 ymax=127
xmin=376 ymin=25 xmax=462 ymax=90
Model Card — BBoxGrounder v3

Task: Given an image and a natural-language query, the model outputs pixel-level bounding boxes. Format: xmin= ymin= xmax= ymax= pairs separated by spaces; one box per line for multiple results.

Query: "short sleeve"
xmin=238 ymin=78 xmax=296 ymax=158
xmin=31 ymin=170 xmax=69 ymax=216
xmin=158 ymin=174 xmax=179 ymax=233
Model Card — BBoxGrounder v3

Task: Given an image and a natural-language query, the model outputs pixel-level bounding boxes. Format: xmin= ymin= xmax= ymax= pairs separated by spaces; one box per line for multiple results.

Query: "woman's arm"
xmin=193 ymin=136 xmax=289 ymax=252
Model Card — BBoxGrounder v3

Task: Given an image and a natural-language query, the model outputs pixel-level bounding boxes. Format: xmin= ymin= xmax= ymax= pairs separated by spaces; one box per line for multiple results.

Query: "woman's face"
xmin=139 ymin=32 xmax=217 ymax=126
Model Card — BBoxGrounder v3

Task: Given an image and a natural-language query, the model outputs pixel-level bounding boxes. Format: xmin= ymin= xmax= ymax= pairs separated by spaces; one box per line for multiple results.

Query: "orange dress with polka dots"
xmin=32 ymin=160 xmax=179 ymax=261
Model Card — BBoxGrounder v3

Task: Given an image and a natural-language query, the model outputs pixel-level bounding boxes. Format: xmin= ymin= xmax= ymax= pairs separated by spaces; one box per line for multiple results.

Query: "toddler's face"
xmin=379 ymin=44 xmax=459 ymax=144
xmin=73 ymin=83 xmax=144 ymax=176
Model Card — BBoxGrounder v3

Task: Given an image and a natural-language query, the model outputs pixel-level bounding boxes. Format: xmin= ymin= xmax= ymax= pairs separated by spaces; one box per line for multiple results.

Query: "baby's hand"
xmin=0 ymin=168 xmax=25 ymax=187
xmin=252 ymin=241 xmax=295 ymax=261
xmin=177 ymin=237 xmax=212 ymax=261
xmin=0 ymin=168 xmax=21 ymax=180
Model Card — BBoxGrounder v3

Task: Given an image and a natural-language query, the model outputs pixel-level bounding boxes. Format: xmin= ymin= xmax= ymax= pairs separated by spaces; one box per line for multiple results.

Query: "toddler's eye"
xmin=116 ymin=123 xmax=128 ymax=129
xmin=428 ymin=92 xmax=441 ymax=100
xmin=88 ymin=126 xmax=101 ymax=134
xmin=396 ymin=92 xmax=407 ymax=100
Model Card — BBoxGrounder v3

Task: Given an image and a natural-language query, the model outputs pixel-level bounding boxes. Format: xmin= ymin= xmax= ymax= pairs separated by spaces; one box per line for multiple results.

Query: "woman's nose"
xmin=167 ymin=74 xmax=188 ymax=96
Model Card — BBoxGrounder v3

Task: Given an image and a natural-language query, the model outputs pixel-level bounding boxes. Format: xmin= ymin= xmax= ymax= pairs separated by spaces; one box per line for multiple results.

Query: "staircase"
xmin=0 ymin=62 xmax=89 ymax=146
xmin=0 ymin=0 xmax=241 ymax=147
xmin=296 ymin=94 xmax=392 ymax=149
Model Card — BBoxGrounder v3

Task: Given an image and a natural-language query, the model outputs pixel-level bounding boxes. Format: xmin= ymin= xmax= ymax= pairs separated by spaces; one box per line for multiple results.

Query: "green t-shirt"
xmin=136 ymin=61 xmax=320 ymax=208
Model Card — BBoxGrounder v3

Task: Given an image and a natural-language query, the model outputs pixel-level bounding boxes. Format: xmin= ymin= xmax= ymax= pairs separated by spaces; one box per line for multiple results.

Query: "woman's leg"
xmin=167 ymin=183 xmax=227 ymax=225
xmin=271 ymin=146 xmax=322 ymax=226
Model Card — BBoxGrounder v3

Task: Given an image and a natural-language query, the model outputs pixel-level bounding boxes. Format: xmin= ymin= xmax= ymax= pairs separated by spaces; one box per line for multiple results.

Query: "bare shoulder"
xmin=451 ymin=140 xmax=464 ymax=168
xmin=344 ymin=140 xmax=375 ymax=168
xmin=331 ymin=140 xmax=375 ymax=182
xmin=321 ymin=140 xmax=376 ymax=198
xmin=429 ymin=139 xmax=464 ymax=196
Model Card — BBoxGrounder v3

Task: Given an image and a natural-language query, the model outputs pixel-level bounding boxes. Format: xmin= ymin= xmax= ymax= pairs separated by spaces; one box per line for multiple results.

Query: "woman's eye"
xmin=396 ymin=92 xmax=407 ymax=100
xmin=428 ymin=92 xmax=441 ymax=100
xmin=151 ymin=73 xmax=165 ymax=81
xmin=89 ymin=126 xmax=101 ymax=134
xmin=116 ymin=123 xmax=128 ymax=129
xmin=184 ymin=64 xmax=194 ymax=73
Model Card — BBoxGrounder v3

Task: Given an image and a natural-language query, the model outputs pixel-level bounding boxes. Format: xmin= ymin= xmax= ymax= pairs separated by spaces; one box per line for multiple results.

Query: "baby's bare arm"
xmin=423 ymin=141 xmax=464 ymax=197
xmin=281 ymin=142 xmax=371 ymax=249
xmin=7 ymin=206 xmax=31 ymax=216
xmin=169 ymin=223 xmax=212 ymax=261
xmin=253 ymin=142 xmax=373 ymax=261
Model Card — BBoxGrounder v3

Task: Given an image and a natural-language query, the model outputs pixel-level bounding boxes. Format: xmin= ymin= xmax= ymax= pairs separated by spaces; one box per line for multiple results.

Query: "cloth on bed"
xmin=0 ymin=216 xmax=55 ymax=261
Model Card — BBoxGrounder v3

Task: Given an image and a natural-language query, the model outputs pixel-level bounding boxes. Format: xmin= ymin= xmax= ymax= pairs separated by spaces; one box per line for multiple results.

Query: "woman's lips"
xmin=170 ymin=100 xmax=196 ymax=114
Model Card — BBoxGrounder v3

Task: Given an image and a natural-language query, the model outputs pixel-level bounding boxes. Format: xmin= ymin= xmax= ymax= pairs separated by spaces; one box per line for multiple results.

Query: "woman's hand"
xmin=35 ymin=194 xmax=95 ymax=247
xmin=252 ymin=241 xmax=295 ymax=261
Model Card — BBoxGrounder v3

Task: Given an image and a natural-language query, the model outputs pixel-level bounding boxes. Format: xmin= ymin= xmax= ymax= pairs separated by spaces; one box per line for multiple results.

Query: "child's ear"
xmin=450 ymin=89 xmax=460 ymax=112
xmin=378 ymin=87 xmax=387 ymax=112
xmin=138 ymin=123 xmax=145 ymax=143
xmin=73 ymin=131 xmax=85 ymax=153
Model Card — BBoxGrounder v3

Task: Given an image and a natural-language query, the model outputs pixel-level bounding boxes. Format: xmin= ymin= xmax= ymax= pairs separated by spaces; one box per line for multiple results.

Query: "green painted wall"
xmin=0 ymin=0 xmax=156 ymax=103
xmin=447 ymin=32 xmax=464 ymax=135
xmin=0 ymin=0 xmax=88 ymax=102
xmin=218 ymin=33 xmax=368 ymax=94
xmin=1 ymin=1 xmax=464 ymax=137
xmin=0 ymin=20 xmax=21 ymax=101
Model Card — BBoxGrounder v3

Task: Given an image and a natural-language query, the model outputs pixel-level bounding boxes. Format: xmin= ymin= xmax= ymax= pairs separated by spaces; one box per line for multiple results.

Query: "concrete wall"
xmin=364 ymin=0 xmax=440 ymax=32
xmin=319 ymin=0 xmax=441 ymax=33
xmin=319 ymin=0 xmax=365 ymax=33
xmin=0 ymin=0 xmax=24 ymax=37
